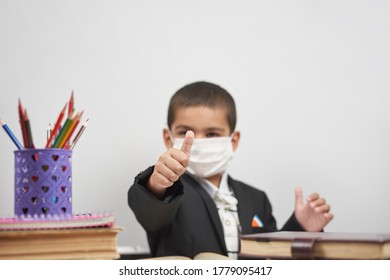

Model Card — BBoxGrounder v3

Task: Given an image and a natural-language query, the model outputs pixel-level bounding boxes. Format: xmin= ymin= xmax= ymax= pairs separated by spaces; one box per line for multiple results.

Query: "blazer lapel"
xmin=181 ymin=173 xmax=227 ymax=254
xmin=229 ymin=176 xmax=252 ymax=234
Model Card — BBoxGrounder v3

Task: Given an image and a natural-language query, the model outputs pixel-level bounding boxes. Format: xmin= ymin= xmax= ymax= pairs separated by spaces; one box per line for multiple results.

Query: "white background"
xmin=1 ymin=0 xmax=390 ymax=252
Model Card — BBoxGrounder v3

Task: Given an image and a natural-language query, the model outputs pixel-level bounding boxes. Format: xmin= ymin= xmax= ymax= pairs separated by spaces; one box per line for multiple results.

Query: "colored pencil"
xmin=57 ymin=112 xmax=76 ymax=148
xmin=18 ymin=99 xmax=29 ymax=147
xmin=24 ymin=110 xmax=35 ymax=148
xmin=52 ymin=111 xmax=75 ymax=148
xmin=59 ymin=111 xmax=82 ymax=149
xmin=47 ymin=123 xmax=52 ymax=143
xmin=70 ymin=119 xmax=88 ymax=150
xmin=7 ymin=94 xmax=87 ymax=150
xmin=0 ymin=119 xmax=24 ymax=150
xmin=45 ymin=104 xmax=67 ymax=148
xmin=68 ymin=91 xmax=74 ymax=117
xmin=62 ymin=111 xmax=83 ymax=149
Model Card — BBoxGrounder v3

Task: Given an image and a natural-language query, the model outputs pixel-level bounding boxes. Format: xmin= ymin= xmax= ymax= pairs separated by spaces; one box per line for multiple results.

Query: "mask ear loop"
xmin=229 ymin=132 xmax=238 ymax=153
xmin=229 ymin=131 xmax=236 ymax=141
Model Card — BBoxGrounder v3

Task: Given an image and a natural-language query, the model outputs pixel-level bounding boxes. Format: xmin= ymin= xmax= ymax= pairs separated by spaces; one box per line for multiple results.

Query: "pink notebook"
xmin=0 ymin=212 xmax=115 ymax=230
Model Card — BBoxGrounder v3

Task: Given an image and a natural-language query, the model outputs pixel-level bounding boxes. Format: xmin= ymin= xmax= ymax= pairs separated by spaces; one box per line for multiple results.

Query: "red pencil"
xmin=68 ymin=91 xmax=74 ymax=117
xmin=45 ymin=104 xmax=67 ymax=148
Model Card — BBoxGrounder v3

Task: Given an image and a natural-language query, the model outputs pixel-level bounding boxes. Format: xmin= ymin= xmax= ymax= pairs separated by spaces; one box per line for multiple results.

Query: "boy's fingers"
xmin=180 ymin=130 xmax=194 ymax=155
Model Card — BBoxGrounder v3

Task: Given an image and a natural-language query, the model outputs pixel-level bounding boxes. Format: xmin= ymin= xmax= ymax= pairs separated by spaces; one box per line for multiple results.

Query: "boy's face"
xmin=163 ymin=106 xmax=240 ymax=151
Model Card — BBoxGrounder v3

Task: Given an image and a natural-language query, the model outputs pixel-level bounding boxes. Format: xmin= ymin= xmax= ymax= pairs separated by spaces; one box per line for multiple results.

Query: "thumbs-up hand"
xmin=147 ymin=131 xmax=194 ymax=198
xmin=294 ymin=187 xmax=334 ymax=231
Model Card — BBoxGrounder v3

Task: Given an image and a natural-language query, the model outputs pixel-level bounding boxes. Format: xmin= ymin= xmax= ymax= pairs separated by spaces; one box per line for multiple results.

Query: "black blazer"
xmin=128 ymin=166 xmax=304 ymax=258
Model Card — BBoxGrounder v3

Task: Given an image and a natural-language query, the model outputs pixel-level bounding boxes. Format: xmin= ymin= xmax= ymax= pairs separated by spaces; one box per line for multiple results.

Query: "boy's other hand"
xmin=147 ymin=131 xmax=194 ymax=198
xmin=294 ymin=187 xmax=334 ymax=232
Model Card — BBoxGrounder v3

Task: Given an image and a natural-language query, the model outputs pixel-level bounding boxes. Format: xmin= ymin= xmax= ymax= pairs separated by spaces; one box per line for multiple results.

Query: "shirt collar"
xmin=190 ymin=171 xmax=230 ymax=199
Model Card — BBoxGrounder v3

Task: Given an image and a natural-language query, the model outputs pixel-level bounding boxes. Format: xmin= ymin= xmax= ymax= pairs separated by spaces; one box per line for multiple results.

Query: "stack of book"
xmin=0 ymin=213 xmax=121 ymax=259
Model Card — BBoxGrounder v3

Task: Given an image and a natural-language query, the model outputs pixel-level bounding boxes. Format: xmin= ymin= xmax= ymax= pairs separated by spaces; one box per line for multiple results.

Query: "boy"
xmin=128 ymin=81 xmax=333 ymax=259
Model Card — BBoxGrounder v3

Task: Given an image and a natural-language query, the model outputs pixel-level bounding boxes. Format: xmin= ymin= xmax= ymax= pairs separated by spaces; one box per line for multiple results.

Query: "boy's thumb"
xmin=295 ymin=187 xmax=304 ymax=207
xmin=180 ymin=130 xmax=194 ymax=155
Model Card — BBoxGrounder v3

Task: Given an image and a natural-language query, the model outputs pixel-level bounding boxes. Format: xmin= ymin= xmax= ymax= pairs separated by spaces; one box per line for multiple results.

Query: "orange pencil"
xmin=45 ymin=104 xmax=67 ymax=148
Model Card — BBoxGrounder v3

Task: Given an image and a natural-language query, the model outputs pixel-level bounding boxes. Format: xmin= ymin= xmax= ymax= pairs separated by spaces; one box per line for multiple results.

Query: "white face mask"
xmin=172 ymin=135 xmax=234 ymax=178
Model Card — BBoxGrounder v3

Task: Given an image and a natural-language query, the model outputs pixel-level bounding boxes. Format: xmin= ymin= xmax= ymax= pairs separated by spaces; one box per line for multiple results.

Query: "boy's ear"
xmin=163 ymin=128 xmax=173 ymax=148
xmin=231 ymin=131 xmax=241 ymax=152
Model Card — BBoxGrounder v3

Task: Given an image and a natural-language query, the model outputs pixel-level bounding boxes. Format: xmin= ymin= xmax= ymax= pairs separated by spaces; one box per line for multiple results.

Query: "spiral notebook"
xmin=0 ymin=212 xmax=115 ymax=230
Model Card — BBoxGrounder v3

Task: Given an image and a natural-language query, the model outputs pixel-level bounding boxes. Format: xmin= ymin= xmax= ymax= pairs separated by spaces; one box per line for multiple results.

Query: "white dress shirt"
xmin=193 ymin=172 xmax=241 ymax=259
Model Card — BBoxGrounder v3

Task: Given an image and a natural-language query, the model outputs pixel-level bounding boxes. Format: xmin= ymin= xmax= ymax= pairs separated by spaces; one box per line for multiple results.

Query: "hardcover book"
xmin=0 ymin=227 xmax=122 ymax=259
xmin=239 ymin=231 xmax=390 ymax=259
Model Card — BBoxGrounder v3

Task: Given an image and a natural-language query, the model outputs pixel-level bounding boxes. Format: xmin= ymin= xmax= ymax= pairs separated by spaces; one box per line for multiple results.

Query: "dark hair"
xmin=167 ymin=81 xmax=237 ymax=132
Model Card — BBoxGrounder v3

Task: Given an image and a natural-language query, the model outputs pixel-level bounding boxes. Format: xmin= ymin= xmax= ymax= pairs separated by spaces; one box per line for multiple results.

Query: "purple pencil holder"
xmin=14 ymin=149 xmax=72 ymax=216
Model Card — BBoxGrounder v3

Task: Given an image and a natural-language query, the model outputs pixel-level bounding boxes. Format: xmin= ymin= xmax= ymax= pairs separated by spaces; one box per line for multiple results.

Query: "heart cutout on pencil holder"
xmin=52 ymin=155 xmax=59 ymax=161
xmin=41 ymin=207 xmax=49 ymax=214
xmin=61 ymin=165 xmax=67 ymax=172
xmin=31 ymin=197 xmax=38 ymax=205
xmin=22 ymin=186 xmax=29 ymax=193
xmin=61 ymin=207 xmax=67 ymax=213
xmin=41 ymin=165 xmax=49 ymax=172
xmin=22 ymin=208 xmax=29 ymax=214
xmin=61 ymin=186 xmax=67 ymax=193
xmin=51 ymin=175 xmax=58 ymax=182
xmin=52 ymin=196 xmax=59 ymax=203
xmin=41 ymin=186 xmax=49 ymax=193
xmin=31 ymin=175 xmax=39 ymax=182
